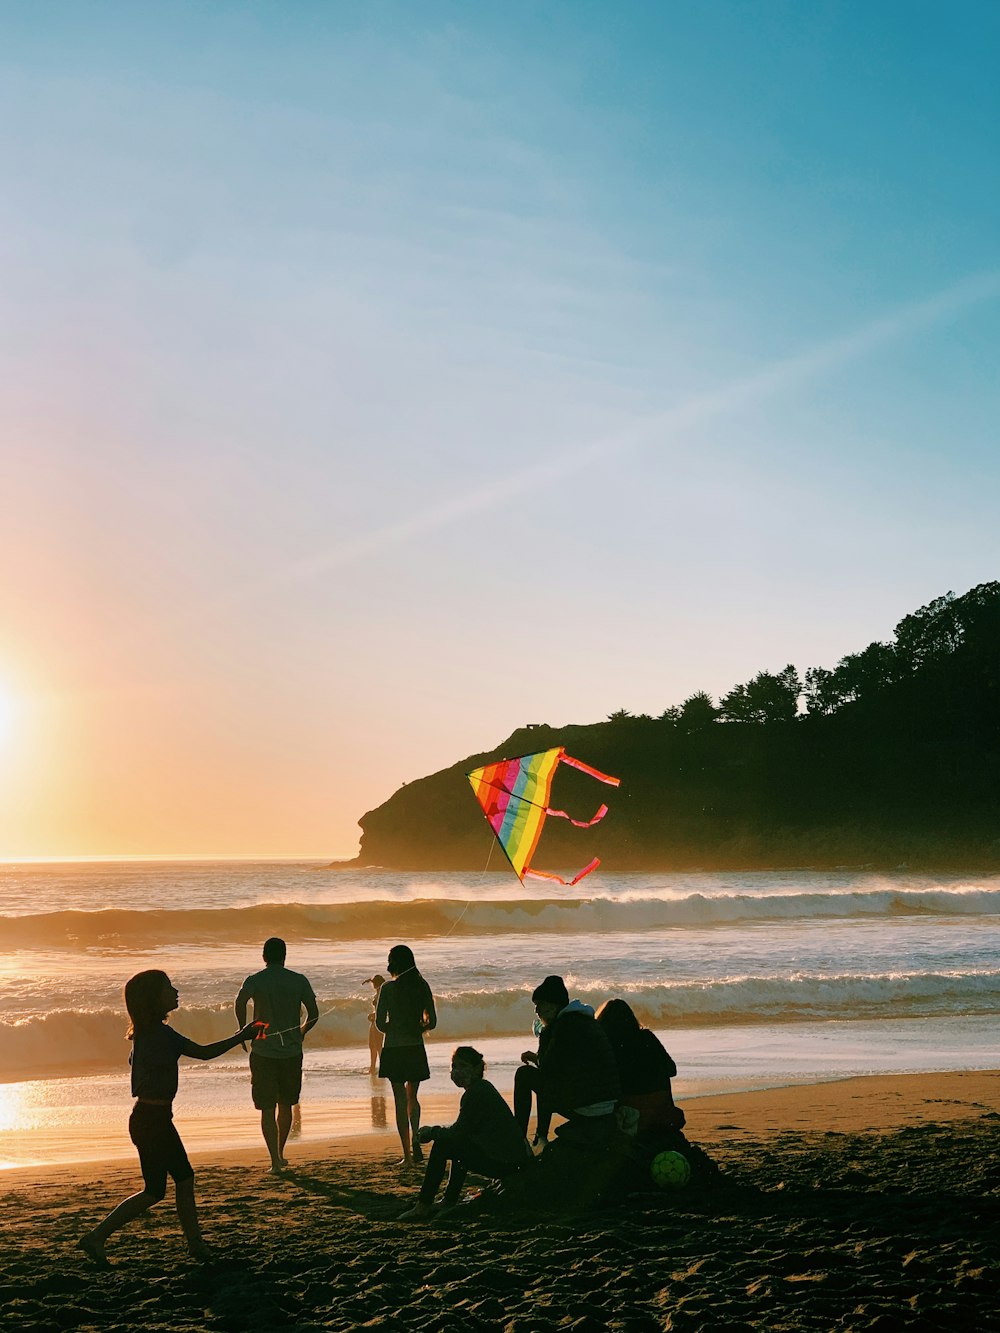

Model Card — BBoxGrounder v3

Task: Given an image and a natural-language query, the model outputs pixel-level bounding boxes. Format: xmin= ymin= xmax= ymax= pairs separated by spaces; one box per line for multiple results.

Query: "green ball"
xmin=650 ymin=1149 xmax=691 ymax=1189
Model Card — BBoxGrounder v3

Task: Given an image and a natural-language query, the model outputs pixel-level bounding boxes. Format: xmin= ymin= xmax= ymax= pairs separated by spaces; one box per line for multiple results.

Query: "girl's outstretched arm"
xmin=181 ymin=1021 xmax=259 ymax=1061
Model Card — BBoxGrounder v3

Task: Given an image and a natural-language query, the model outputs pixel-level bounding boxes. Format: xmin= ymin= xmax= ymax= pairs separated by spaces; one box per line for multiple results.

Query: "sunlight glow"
xmin=0 ymin=687 xmax=13 ymax=748
xmin=0 ymin=1083 xmax=26 ymax=1135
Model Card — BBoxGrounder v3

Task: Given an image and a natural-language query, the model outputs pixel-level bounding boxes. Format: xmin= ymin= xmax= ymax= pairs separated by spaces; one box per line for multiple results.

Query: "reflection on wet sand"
xmin=370 ymin=1094 xmax=387 ymax=1130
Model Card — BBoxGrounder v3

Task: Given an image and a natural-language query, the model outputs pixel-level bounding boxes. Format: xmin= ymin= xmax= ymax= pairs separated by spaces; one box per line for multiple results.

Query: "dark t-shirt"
xmin=538 ymin=1009 xmax=621 ymax=1114
xmin=235 ymin=965 xmax=318 ymax=1061
xmin=453 ymin=1078 xmax=528 ymax=1164
xmin=130 ymin=1024 xmax=190 ymax=1101
xmin=613 ymin=1028 xmax=677 ymax=1097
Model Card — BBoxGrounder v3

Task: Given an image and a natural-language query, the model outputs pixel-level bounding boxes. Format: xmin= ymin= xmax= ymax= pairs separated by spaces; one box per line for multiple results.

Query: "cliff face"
xmin=352 ymin=584 xmax=1000 ymax=873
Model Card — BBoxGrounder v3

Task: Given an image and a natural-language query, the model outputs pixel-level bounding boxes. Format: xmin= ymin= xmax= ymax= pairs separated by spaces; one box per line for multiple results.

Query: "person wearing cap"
xmin=526 ymin=974 xmax=621 ymax=1147
xmin=235 ymin=938 xmax=319 ymax=1174
xmin=364 ymin=974 xmax=386 ymax=1076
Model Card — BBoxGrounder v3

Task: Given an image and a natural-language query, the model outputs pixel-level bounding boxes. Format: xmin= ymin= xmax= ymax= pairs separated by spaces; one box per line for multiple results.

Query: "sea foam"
xmin=3 ymin=886 xmax=1000 ymax=949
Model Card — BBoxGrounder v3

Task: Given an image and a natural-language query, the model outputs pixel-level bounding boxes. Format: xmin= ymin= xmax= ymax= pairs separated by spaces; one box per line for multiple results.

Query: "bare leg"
xmin=276 ymin=1103 xmax=293 ymax=1161
xmin=175 ymin=1176 xmax=209 ymax=1257
xmin=78 ymin=1188 xmax=161 ymax=1263
xmin=406 ymin=1081 xmax=423 ymax=1161
xmin=390 ymin=1081 xmax=411 ymax=1163
xmin=260 ymin=1107 xmax=284 ymax=1171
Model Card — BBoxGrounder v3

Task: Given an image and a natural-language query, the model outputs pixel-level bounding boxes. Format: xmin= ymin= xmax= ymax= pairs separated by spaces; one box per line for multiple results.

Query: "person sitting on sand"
xmin=514 ymin=997 xmax=582 ymax=1147
xmin=235 ymin=937 xmax=319 ymax=1175
xmin=399 ymin=1046 xmax=531 ymax=1219
xmin=595 ymin=998 xmax=685 ymax=1135
xmin=375 ymin=944 xmax=437 ymax=1167
xmin=530 ymin=974 xmax=621 ymax=1147
xmin=77 ymin=969 xmax=258 ymax=1266
xmin=365 ymin=973 xmax=386 ymax=1076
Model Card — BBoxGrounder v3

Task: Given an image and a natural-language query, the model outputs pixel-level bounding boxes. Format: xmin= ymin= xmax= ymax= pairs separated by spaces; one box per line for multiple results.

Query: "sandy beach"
xmin=2 ymin=1070 xmax=998 ymax=1331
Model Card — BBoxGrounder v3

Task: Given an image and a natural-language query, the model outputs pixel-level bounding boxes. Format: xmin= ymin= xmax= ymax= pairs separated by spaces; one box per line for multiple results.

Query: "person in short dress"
xmin=375 ymin=944 xmax=436 ymax=1166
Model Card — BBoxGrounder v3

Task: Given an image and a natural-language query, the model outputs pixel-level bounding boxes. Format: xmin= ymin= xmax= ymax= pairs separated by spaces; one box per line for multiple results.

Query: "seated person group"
xmin=401 ymin=974 xmax=682 ymax=1219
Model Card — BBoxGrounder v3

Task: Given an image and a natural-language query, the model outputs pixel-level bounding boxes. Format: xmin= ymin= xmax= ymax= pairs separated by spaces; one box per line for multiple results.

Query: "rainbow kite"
xmin=467 ymin=747 xmax=620 ymax=886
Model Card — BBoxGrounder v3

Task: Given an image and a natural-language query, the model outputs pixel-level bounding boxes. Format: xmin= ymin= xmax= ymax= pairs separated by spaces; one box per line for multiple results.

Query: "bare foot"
xmin=187 ymin=1240 xmax=213 ymax=1261
xmin=398 ymin=1202 xmax=433 ymax=1221
xmin=77 ymin=1235 xmax=110 ymax=1268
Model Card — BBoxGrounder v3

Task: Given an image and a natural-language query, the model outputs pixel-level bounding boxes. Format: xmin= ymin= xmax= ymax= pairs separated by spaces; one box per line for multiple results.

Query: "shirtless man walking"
xmin=235 ymin=937 xmax=319 ymax=1173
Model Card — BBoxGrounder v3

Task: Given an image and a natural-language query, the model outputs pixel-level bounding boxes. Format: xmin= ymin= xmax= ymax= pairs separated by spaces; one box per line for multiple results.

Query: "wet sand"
xmin=3 ymin=1070 xmax=1000 ymax=1331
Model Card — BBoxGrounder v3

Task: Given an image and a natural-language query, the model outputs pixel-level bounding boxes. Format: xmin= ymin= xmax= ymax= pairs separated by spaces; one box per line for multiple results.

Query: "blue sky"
xmin=1 ymin=1 xmax=998 ymax=855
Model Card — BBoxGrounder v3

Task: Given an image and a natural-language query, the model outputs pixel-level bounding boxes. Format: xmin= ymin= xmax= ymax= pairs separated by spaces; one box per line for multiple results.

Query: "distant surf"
xmin=4 ymin=884 xmax=1000 ymax=949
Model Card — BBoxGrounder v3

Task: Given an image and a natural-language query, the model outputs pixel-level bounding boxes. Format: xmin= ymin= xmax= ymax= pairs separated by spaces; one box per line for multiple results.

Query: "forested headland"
xmin=348 ymin=582 xmax=1000 ymax=872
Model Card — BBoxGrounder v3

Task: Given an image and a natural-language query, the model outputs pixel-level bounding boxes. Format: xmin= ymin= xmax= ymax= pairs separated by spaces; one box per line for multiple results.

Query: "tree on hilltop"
xmin=720 ymin=665 xmax=801 ymax=723
xmin=677 ymin=691 xmax=718 ymax=730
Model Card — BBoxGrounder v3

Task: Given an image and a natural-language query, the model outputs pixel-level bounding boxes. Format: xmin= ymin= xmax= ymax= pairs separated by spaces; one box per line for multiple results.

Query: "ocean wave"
xmin=3 ymin=887 xmax=1000 ymax=950
xmin=4 ymin=969 xmax=999 ymax=1082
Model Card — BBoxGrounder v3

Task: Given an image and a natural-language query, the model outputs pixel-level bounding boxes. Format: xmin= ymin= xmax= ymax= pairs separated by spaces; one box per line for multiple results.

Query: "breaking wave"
xmin=4 ymin=968 xmax=998 ymax=1083
xmin=3 ymin=886 xmax=1000 ymax=949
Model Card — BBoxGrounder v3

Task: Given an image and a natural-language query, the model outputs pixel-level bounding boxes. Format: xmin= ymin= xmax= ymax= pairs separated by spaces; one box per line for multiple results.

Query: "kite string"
xmin=437 ymin=826 xmax=493 ymax=943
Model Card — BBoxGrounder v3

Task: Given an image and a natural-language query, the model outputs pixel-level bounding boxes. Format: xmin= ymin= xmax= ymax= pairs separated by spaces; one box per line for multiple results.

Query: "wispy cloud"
xmin=268 ymin=268 xmax=1000 ymax=586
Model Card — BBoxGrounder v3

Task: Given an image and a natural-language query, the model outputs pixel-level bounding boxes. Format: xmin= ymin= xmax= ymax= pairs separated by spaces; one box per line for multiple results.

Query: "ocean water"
xmin=1 ymin=861 xmax=999 ymax=1169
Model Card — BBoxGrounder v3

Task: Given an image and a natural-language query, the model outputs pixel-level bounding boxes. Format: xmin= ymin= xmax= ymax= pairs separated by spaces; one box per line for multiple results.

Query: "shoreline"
xmin=4 ymin=1068 xmax=998 ymax=1186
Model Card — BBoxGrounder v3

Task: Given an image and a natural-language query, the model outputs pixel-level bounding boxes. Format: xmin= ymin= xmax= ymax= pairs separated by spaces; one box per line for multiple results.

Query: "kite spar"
xmin=467 ymin=747 xmax=620 ymax=886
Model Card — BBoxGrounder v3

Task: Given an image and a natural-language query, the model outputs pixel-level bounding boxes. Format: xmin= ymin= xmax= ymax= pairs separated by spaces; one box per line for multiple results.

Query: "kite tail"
xmin=559 ymin=753 xmax=621 ymax=788
xmin=543 ymin=802 xmax=610 ymax=828
xmin=523 ymin=856 xmax=602 ymax=887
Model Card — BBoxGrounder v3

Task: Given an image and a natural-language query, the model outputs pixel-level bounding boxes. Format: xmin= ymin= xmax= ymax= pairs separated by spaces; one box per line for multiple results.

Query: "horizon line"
xmin=0 ymin=853 xmax=355 ymax=866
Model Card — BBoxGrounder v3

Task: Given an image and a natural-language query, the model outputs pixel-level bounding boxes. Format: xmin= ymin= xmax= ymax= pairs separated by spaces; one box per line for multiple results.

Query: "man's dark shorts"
xmin=250 ymin=1052 xmax=303 ymax=1109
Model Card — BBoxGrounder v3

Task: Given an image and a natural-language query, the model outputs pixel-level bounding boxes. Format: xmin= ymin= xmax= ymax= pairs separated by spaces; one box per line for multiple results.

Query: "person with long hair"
xmin=77 ymin=969 xmax=258 ymax=1266
xmin=594 ymin=997 xmax=684 ymax=1135
xmin=374 ymin=945 xmax=436 ymax=1166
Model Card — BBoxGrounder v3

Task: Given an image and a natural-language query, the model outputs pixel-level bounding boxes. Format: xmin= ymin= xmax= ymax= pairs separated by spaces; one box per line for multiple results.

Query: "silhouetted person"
xmin=514 ymin=976 xmax=592 ymax=1143
xmin=400 ymin=1046 xmax=530 ymax=1219
xmin=596 ymin=998 xmax=685 ymax=1134
xmin=365 ymin=973 xmax=386 ymax=1076
xmin=77 ymin=969 xmax=256 ymax=1266
xmin=235 ymin=937 xmax=318 ymax=1174
xmin=514 ymin=1014 xmax=559 ymax=1146
xmin=375 ymin=944 xmax=436 ymax=1166
xmin=529 ymin=974 xmax=620 ymax=1148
